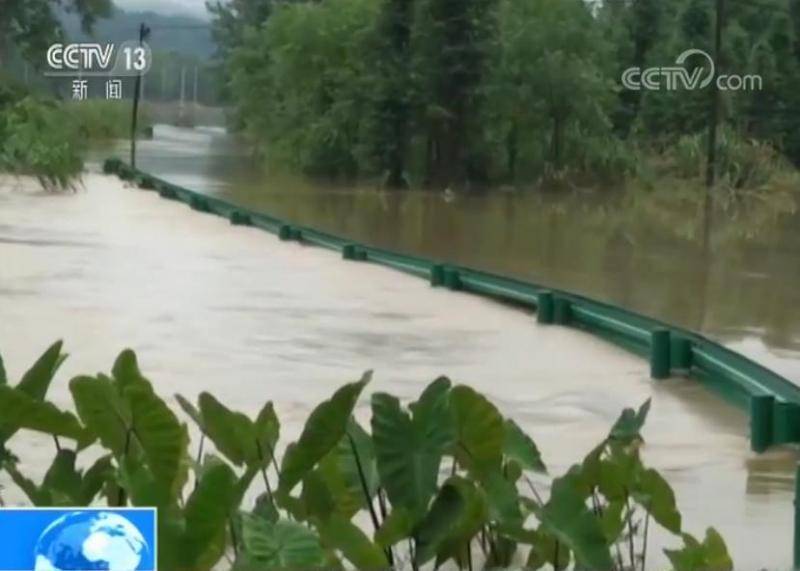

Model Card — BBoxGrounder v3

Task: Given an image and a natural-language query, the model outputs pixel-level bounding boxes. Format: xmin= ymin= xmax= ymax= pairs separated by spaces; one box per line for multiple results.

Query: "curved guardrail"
xmin=105 ymin=158 xmax=800 ymax=454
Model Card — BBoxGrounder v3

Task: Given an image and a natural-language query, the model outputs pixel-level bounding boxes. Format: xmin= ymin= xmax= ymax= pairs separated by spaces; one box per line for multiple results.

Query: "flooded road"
xmin=129 ymin=125 xmax=800 ymax=388
xmin=0 ymin=168 xmax=797 ymax=569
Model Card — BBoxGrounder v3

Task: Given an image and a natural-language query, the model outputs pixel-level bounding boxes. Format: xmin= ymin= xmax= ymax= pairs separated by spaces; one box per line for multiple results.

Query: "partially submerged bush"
xmin=0 ymin=342 xmax=733 ymax=570
xmin=67 ymin=99 xmax=152 ymax=142
xmin=0 ymin=97 xmax=84 ymax=191
xmin=668 ymin=128 xmax=791 ymax=190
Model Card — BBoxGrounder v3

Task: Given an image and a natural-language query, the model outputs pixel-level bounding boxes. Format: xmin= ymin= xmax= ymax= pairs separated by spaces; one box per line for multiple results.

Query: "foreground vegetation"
xmin=0 ymin=342 xmax=732 ymax=570
xmin=213 ymin=0 xmax=800 ymax=191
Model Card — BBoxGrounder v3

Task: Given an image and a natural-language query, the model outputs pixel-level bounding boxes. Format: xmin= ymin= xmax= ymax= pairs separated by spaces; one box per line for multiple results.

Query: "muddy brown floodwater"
xmin=0 ymin=125 xmax=798 ymax=569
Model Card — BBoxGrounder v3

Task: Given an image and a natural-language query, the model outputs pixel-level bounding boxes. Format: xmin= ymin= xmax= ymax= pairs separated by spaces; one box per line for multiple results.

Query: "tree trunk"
xmin=506 ymin=124 xmax=518 ymax=182
xmin=551 ymin=115 xmax=564 ymax=170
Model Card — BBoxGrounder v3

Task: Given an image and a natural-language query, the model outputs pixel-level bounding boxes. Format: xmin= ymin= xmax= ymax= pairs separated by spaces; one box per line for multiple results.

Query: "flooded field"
xmin=130 ymin=126 xmax=800 ymax=388
xmin=0 ymin=169 xmax=797 ymax=568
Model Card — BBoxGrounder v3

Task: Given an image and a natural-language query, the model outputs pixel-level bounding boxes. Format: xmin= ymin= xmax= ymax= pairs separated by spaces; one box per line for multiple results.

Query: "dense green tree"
xmin=218 ymin=0 xmax=800 ymax=189
xmin=0 ymin=0 xmax=112 ymax=66
xmin=371 ymin=0 xmax=415 ymax=188
xmin=415 ymin=0 xmax=498 ymax=187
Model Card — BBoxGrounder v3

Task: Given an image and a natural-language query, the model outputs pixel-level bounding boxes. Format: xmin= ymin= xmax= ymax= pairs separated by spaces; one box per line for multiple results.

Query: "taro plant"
xmin=0 ymin=342 xmax=733 ymax=570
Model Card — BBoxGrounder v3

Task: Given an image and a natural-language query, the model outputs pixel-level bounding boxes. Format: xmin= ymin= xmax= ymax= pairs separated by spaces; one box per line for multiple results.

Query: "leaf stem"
xmin=255 ymin=440 xmax=274 ymax=504
xmin=229 ymin=517 xmax=239 ymax=557
xmin=262 ymin=439 xmax=281 ymax=480
xmin=641 ymin=510 xmax=651 ymax=571
xmin=624 ymin=491 xmax=636 ymax=570
xmin=524 ymin=474 xmax=544 ymax=505
xmin=346 ymin=431 xmax=393 ymax=565
xmin=117 ymin=427 xmax=133 ymax=506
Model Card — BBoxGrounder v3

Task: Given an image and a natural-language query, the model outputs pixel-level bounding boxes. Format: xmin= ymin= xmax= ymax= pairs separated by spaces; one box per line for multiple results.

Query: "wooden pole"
xmin=130 ymin=23 xmax=150 ymax=169
xmin=705 ymin=0 xmax=724 ymax=188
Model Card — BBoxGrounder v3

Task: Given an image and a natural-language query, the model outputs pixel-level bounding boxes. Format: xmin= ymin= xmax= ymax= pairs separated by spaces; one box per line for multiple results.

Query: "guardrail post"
xmin=443 ymin=268 xmax=461 ymax=291
xmin=138 ymin=176 xmax=155 ymax=190
xmin=650 ymin=329 xmax=671 ymax=379
xmin=537 ymin=291 xmax=554 ymax=324
xmin=430 ymin=265 xmax=445 ymax=287
xmin=230 ymin=211 xmax=251 ymax=226
xmin=672 ymin=336 xmax=692 ymax=372
xmin=190 ymin=196 xmax=210 ymax=213
xmin=553 ymin=297 xmax=571 ymax=324
xmin=342 ymin=244 xmax=361 ymax=261
xmin=159 ymin=188 xmax=177 ymax=200
xmin=279 ymin=224 xmax=294 ymax=241
xmin=750 ymin=395 xmax=775 ymax=453
xmin=795 ymin=463 xmax=800 ymax=569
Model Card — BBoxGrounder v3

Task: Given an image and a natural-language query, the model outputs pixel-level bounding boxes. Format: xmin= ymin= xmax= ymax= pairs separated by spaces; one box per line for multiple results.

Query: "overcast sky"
xmin=114 ymin=0 xmax=211 ymax=20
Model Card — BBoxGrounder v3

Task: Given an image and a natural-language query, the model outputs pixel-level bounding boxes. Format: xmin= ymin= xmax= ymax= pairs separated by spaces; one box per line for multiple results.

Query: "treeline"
xmin=212 ymin=0 xmax=800 ymax=189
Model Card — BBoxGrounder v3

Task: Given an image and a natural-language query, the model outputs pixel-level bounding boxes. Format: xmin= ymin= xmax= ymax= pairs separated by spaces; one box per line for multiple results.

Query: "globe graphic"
xmin=33 ymin=511 xmax=150 ymax=571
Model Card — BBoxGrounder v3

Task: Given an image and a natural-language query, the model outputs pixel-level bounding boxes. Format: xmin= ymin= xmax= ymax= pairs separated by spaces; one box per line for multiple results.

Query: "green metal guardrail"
xmin=108 ymin=157 xmax=800 ymax=452
xmin=107 ymin=157 xmax=800 ymax=566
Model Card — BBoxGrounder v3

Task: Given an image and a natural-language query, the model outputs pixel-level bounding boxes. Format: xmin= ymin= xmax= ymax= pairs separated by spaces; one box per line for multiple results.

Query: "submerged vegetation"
xmin=0 ymin=78 xmax=152 ymax=191
xmin=0 ymin=342 xmax=732 ymax=570
xmin=214 ymin=0 xmax=800 ymax=191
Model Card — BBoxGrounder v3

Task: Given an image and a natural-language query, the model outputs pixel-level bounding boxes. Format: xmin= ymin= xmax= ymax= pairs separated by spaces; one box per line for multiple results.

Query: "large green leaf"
xmin=0 ymin=385 xmax=88 ymax=442
xmin=237 ymin=515 xmax=325 ymax=569
xmin=371 ymin=392 xmax=443 ymax=517
xmin=318 ymin=515 xmax=388 ymax=569
xmin=4 ymin=460 xmax=45 ymax=505
xmin=15 ymin=340 xmax=66 ymax=400
xmin=4 ymin=449 xmax=96 ymax=506
xmin=112 ymin=349 xmax=153 ymax=394
xmin=183 ymin=457 xmax=239 ymax=568
xmin=300 ymin=468 xmax=336 ymax=521
xmin=198 ymin=392 xmax=257 ymax=466
xmin=42 ymin=449 xmax=82 ymax=504
xmin=664 ymin=528 xmax=733 ymax=571
xmin=70 ymin=375 xmax=132 ymax=455
xmin=375 ymin=507 xmax=414 ymax=547
xmin=634 ymin=467 xmax=681 ymax=534
xmin=433 ymin=476 xmax=489 ymax=566
xmin=539 ymin=472 xmax=613 ymax=570
xmin=175 ymin=394 xmax=204 ymax=429
xmin=609 ymin=399 xmax=651 ymax=443
xmin=0 ymin=341 xmax=66 ymax=443
xmin=279 ymin=373 xmax=370 ymax=494
xmin=504 ymin=419 xmax=547 ymax=473
xmin=413 ymin=481 xmax=465 ymax=565
xmin=527 ymin=529 xmax=572 ymax=571
xmin=79 ymin=455 xmax=114 ymax=504
xmin=118 ymin=457 xmax=170 ymax=508
xmin=126 ymin=384 xmax=188 ymax=500
xmin=478 ymin=467 xmax=523 ymax=525
xmin=451 ymin=385 xmax=504 ymax=471
xmin=255 ymin=401 xmax=280 ymax=457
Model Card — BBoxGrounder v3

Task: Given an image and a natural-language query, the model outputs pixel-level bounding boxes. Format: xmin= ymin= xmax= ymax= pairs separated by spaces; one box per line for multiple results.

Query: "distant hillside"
xmin=60 ymin=7 xmax=216 ymax=59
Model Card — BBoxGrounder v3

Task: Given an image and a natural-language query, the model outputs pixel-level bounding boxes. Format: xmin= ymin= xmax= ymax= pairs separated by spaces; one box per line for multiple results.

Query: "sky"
xmin=113 ymin=0 xmax=211 ymax=20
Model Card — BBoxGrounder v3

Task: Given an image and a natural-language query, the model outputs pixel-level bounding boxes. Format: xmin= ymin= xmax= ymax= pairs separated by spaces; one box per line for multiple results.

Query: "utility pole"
xmin=193 ymin=65 xmax=199 ymax=107
xmin=705 ymin=0 xmax=724 ymax=188
xmin=179 ymin=66 xmax=187 ymax=124
xmin=130 ymin=22 xmax=151 ymax=169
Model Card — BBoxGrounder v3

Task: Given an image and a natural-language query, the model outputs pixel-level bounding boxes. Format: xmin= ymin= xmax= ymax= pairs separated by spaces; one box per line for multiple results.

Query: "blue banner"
xmin=0 ymin=508 xmax=156 ymax=570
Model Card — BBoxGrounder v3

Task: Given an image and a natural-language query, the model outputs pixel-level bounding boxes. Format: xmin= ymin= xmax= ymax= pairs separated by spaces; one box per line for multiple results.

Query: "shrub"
xmin=0 ymin=342 xmax=733 ymax=570
xmin=668 ymin=128 xmax=789 ymax=190
xmin=0 ymin=97 xmax=84 ymax=191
